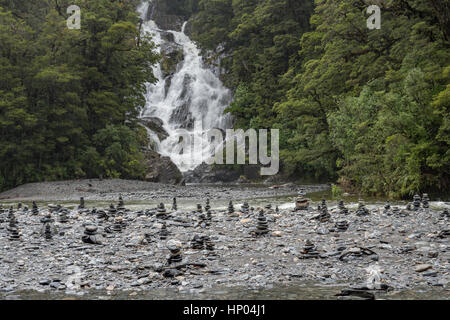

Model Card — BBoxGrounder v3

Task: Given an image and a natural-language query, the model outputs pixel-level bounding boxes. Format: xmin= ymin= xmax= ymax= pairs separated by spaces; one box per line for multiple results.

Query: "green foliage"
xmin=0 ymin=0 xmax=158 ymax=191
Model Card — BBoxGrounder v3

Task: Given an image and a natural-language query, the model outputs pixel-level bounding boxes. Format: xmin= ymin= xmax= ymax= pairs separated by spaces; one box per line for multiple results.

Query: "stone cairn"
xmin=392 ymin=206 xmax=405 ymax=217
xmin=300 ymin=240 xmax=320 ymax=259
xmin=338 ymin=200 xmax=349 ymax=215
xmin=172 ymin=198 xmax=177 ymax=211
xmin=97 ymin=209 xmax=107 ymax=221
xmin=440 ymin=209 xmax=449 ymax=219
xmin=355 ymin=199 xmax=369 ymax=216
xmin=58 ymin=208 xmax=69 ymax=223
xmin=111 ymin=216 xmax=124 ymax=233
xmin=17 ymin=203 xmax=22 ymax=210
xmin=82 ymin=225 xmax=101 ymax=245
xmin=241 ymin=202 xmax=250 ymax=214
xmin=22 ymin=205 xmax=29 ymax=213
xmin=335 ymin=220 xmax=349 ymax=232
xmin=7 ymin=214 xmax=20 ymax=241
xmin=159 ymin=222 xmax=169 ymax=240
xmin=117 ymin=195 xmax=125 ymax=211
xmin=206 ymin=209 xmax=213 ymax=221
xmin=383 ymin=201 xmax=391 ymax=214
xmin=254 ymin=210 xmax=269 ymax=236
xmin=205 ymin=199 xmax=211 ymax=212
xmin=167 ymin=239 xmax=183 ymax=265
xmin=275 ymin=205 xmax=279 ymax=213
xmin=191 ymin=234 xmax=205 ymax=250
xmin=196 ymin=204 xmax=203 ymax=214
xmin=108 ymin=204 xmax=117 ymax=219
xmin=40 ymin=213 xmax=55 ymax=240
xmin=204 ymin=236 xmax=217 ymax=258
xmin=294 ymin=192 xmax=310 ymax=211
xmin=78 ymin=197 xmax=85 ymax=210
xmin=156 ymin=203 xmax=168 ymax=219
xmin=44 ymin=223 xmax=53 ymax=240
xmin=318 ymin=198 xmax=327 ymax=211
xmin=228 ymin=201 xmax=235 ymax=214
xmin=31 ymin=201 xmax=39 ymax=215
xmin=412 ymin=194 xmax=421 ymax=211
xmin=422 ymin=193 xmax=430 ymax=209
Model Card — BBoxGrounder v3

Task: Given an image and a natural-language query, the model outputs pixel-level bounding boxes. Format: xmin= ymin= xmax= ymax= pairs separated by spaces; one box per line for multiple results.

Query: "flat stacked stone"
xmin=422 ymin=194 xmax=430 ymax=209
xmin=355 ymin=199 xmax=369 ymax=216
xmin=117 ymin=195 xmax=125 ymax=211
xmin=159 ymin=222 xmax=169 ymax=240
xmin=335 ymin=220 xmax=349 ymax=232
xmin=412 ymin=194 xmax=421 ymax=211
xmin=191 ymin=234 xmax=205 ymax=249
xmin=156 ymin=203 xmax=168 ymax=219
xmin=97 ymin=209 xmax=107 ymax=220
xmin=300 ymin=240 xmax=320 ymax=259
xmin=172 ymin=198 xmax=177 ymax=211
xmin=254 ymin=210 xmax=269 ymax=236
xmin=78 ymin=197 xmax=85 ymax=210
xmin=295 ymin=194 xmax=310 ymax=211
xmin=82 ymin=225 xmax=101 ymax=245
xmin=112 ymin=216 xmax=124 ymax=232
xmin=108 ymin=204 xmax=117 ymax=218
xmin=167 ymin=239 xmax=183 ymax=265
xmin=338 ymin=200 xmax=348 ymax=215
xmin=31 ymin=201 xmax=39 ymax=215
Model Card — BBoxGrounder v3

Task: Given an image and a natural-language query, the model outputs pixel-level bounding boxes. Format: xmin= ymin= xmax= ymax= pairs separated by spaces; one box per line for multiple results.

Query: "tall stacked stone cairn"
xmin=241 ymin=202 xmax=250 ymax=213
xmin=204 ymin=236 xmax=217 ymax=258
xmin=82 ymin=224 xmax=101 ymax=245
xmin=31 ymin=201 xmax=39 ymax=216
xmin=383 ymin=200 xmax=391 ymax=215
xmin=40 ymin=213 xmax=55 ymax=240
xmin=294 ymin=192 xmax=310 ymax=211
xmin=300 ymin=240 xmax=320 ymax=259
xmin=43 ymin=223 xmax=53 ymax=240
xmin=172 ymin=197 xmax=177 ymax=211
xmin=159 ymin=222 xmax=169 ymax=240
xmin=422 ymin=193 xmax=430 ymax=209
xmin=412 ymin=194 xmax=421 ymax=211
xmin=318 ymin=198 xmax=327 ymax=211
xmin=335 ymin=220 xmax=349 ymax=232
xmin=206 ymin=209 xmax=213 ymax=221
xmin=78 ymin=197 xmax=85 ymax=210
xmin=117 ymin=195 xmax=125 ymax=211
xmin=228 ymin=201 xmax=235 ymax=214
xmin=315 ymin=199 xmax=330 ymax=222
xmin=156 ymin=203 xmax=168 ymax=219
xmin=58 ymin=208 xmax=69 ymax=223
xmin=167 ymin=239 xmax=183 ymax=265
xmin=196 ymin=204 xmax=203 ymax=214
xmin=108 ymin=204 xmax=117 ymax=219
xmin=355 ymin=199 xmax=370 ymax=216
xmin=7 ymin=213 xmax=20 ymax=241
xmin=191 ymin=234 xmax=205 ymax=249
xmin=338 ymin=200 xmax=349 ymax=215
xmin=112 ymin=216 xmax=124 ymax=232
xmin=254 ymin=210 xmax=269 ymax=236
xmin=205 ymin=199 xmax=211 ymax=212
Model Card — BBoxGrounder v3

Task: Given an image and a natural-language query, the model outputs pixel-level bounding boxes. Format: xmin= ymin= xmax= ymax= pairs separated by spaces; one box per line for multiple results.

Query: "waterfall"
xmin=137 ymin=1 xmax=233 ymax=172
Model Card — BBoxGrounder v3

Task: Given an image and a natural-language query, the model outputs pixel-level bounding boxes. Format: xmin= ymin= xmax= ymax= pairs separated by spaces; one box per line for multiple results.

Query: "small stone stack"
xmin=383 ymin=201 xmax=391 ymax=215
xmin=275 ymin=205 xmax=279 ymax=213
xmin=82 ymin=225 xmax=101 ymax=245
xmin=228 ymin=201 xmax=235 ymax=214
xmin=338 ymin=200 xmax=348 ymax=215
xmin=117 ymin=195 xmax=125 ymax=211
xmin=440 ymin=209 xmax=449 ymax=219
xmin=17 ymin=203 xmax=22 ymax=210
xmin=44 ymin=223 xmax=53 ymax=240
xmin=31 ymin=201 xmax=39 ymax=215
xmin=318 ymin=198 xmax=327 ymax=212
xmin=172 ymin=198 xmax=177 ymax=211
xmin=22 ymin=205 xmax=28 ymax=213
xmin=156 ymin=203 xmax=168 ymax=219
xmin=108 ymin=204 xmax=117 ymax=218
xmin=356 ymin=199 xmax=369 ymax=216
xmin=78 ymin=197 xmax=85 ymax=210
xmin=392 ymin=206 xmax=401 ymax=216
xmin=205 ymin=199 xmax=211 ymax=212
xmin=254 ymin=210 xmax=269 ymax=236
xmin=335 ymin=220 xmax=349 ymax=232
xmin=196 ymin=204 xmax=203 ymax=214
xmin=7 ymin=214 xmax=20 ymax=241
xmin=204 ymin=236 xmax=216 ymax=258
xmin=412 ymin=195 xmax=421 ymax=211
xmin=295 ymin=194 xmax=310 ymax=211
xmin=206 ymin=210 xmax=213 ymax=221
xmin=167 ymin=240 xmax=183 ymax=265
xmin=159 ymin=222 xmax=169 ymax=240
xmin=241 ymin=202 xmax=250 ymax=213
xmin=191 ymin=234 xmax=205 ymax=249
xmin=112 ymin=216 xmax=123 ymax=232
xmin=58 ymin=209 xmax=69 ymax=223
xmin=97 ymin=209 xmax=107 ymax=221
xmin=422 ymin=194 xmax=430 ymax=209
xmin=317 ymin=206 xmax=331 ymax=223
xmin=300 ymin=240 xmax=320 ymax=259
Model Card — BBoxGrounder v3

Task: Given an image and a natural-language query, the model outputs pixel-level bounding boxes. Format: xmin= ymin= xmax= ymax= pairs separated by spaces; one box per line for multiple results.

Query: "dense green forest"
xmin=0 ymin=0 xmax=449 ymax=198
xmin=0 ymin=0 xmax=159 ymax=191
xmin=184 ymin=0 xmax=449 ymax=197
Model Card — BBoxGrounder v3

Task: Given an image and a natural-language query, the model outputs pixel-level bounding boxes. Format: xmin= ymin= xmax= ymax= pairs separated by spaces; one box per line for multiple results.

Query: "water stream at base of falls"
xmin=137 ymin=1 xmax=233 ymax=172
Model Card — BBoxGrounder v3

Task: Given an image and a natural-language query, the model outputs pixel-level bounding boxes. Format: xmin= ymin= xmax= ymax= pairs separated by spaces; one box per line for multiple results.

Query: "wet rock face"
xmin=146 ymin=0 xmax=185 ymax=31
xmin=140 ymin=117 xmax=169 ymax=142
xmin=143 ymin=150 xmax=184 ymax=185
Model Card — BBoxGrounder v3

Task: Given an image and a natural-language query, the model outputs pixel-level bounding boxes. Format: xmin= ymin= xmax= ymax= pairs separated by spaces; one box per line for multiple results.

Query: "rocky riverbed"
xmin=0 ymin=180 xmax=449 ymax=300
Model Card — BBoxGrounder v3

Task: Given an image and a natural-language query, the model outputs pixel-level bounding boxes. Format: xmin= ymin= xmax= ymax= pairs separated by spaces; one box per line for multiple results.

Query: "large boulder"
xmin=144 ymin=150 xmax=184 ymax=185
xmin=140 ymin=116 xmax=169 ymax=142
xmin=183 ymin=163 xmax=261 ymax=184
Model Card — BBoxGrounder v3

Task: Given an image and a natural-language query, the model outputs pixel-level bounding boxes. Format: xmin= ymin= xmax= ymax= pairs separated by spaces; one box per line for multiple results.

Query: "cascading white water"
xmin=137 ymin=1 xmax=232 ymax=172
